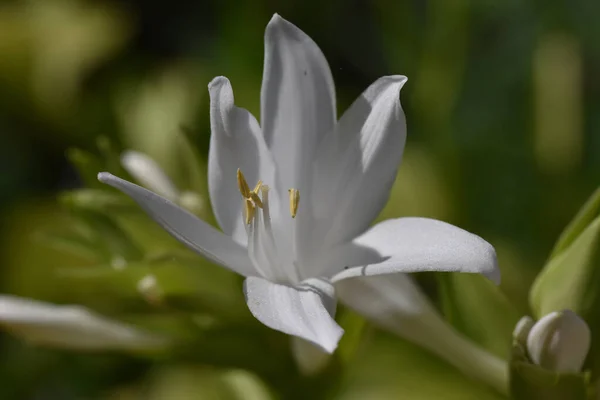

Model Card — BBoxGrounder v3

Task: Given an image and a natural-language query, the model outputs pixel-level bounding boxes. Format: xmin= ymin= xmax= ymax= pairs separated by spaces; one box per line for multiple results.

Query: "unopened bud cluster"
xmin=513 ymin=310 xmax=591 ymax=373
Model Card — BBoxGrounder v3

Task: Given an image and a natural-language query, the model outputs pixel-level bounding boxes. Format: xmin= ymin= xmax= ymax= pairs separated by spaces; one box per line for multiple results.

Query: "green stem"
xmin=403 ymin=314 xmax=509 ymax=395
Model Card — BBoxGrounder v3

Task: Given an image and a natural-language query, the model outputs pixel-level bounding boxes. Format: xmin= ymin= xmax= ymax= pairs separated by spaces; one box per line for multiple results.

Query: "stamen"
xmin=244 ymin=198 xmax=255 ymax=224
xmin=288 ymin=188 xmax=300 ymax=218
xmin=253 ymin=180 xmax=263 ymax=194
xmin=237 ymin=168 xmax=251 ymax=198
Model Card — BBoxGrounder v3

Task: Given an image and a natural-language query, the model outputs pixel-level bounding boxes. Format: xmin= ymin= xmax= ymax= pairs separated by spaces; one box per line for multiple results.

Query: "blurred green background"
xmin=0 ymin=0 xmax=599 ymax=398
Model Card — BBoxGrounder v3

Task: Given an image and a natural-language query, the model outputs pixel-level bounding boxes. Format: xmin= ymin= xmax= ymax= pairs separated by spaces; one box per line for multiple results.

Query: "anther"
xmin=237 ymin=168 xmax=251 ymax=198
xmin=250 ymin=192 xmax=263 ymax=209
xmin=288 ymin=188 xmax=299 ymax=218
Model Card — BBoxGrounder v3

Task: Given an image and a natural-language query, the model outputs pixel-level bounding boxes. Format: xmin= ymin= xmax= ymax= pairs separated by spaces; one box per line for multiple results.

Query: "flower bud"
xmin=137 ymin=274 xmax=163 ymax=306
xmin=512 ymin=315 xmax=534 ymax=347
xmin=179 ymin=191 xmax=205 ymax=215
xmin=121 ymin=150 xmax=180 ymax=201
xmin=526 ymin=310 xmax=590 ymax=373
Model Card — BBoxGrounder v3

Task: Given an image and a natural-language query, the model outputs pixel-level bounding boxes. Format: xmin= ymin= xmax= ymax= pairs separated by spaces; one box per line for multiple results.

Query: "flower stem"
xmin=403 ymin=314 xmax=509 ymax=395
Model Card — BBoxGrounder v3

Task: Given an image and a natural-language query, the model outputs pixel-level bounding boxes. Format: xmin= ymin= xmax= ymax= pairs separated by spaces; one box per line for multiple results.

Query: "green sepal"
xmin=549 ymin=187 xmax=600 ymax=260
xmin=509 ymin=344 xmax=593 ymax=399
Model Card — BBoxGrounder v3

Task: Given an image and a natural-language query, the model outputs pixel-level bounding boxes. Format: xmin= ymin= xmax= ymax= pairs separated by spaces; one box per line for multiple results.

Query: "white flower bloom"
xmin=526 ymin=310 xmax=591 ymax=373
xmin=0 ymin=295 xmax=167 ymax=350
xmin=98 ymin=14 xmax=499 ymax=353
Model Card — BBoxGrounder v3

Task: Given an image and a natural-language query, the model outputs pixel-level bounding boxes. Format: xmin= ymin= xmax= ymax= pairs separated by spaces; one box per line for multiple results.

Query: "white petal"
xmin=98 ymin=172 xmax=256 ymax=276
xmin=311 ymin=76 xmax=407 ymax=247
xmin=0 ymin=295 xmax=166 ymax=350
xmin=330 ymin=217 xmax=500 ymax=284
xmin=120 ymin=150 xmax=180 ymax=201
xmin=208 ymin=77 xmax=276 ymax=245
xmin=243 ymin=276 xmax=343 ymax=353
xmin=261 ymin=14 xmax=336 ymax=192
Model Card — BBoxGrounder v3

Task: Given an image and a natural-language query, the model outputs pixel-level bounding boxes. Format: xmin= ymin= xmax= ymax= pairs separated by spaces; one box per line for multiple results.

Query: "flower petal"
xmin=261 ymin=14 xmax=336 ymax=192
xmin=208 ymin=77 xmax=276 ymax=245
xmin=243 ymin=276 xmax=343 ymax=353
xmin=121 ymin=150 xmax=180 ymax=201
xmin=330 ymin=217 xmax=500 ymax=284
xmin=98 ymin=172 xmax=256 ymax=276
xmin=310 ymin=76 xmax=407 ymax=247
xmin=0 ymin=295 xmax=166 ymax=350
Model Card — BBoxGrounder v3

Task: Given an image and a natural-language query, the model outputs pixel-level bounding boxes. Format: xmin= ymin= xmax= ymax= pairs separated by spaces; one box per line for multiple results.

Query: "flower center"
xmin=236 ymin=169 xmax=300 ymax=283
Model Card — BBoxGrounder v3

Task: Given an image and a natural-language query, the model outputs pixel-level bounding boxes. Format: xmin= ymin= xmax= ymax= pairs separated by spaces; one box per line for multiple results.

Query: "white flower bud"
xmin=0 ymin=295 xmax=166 ymax=350
xmin=513 ymin=315 xmax=535 ymax=346
xmin=137 ymin=274 xmax=163 ymax=305
xmin=526 ymin=309 xmax=591 ymax=373
xmin=121 ymin=151 xmax=180 ymax=201
xmin=178 ymin=191 xmax=204 ymax=215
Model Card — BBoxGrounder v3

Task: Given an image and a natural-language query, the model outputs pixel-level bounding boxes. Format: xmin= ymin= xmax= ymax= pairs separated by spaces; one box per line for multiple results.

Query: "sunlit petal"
xmin=330 ymin=217 xmax=500 ymax=284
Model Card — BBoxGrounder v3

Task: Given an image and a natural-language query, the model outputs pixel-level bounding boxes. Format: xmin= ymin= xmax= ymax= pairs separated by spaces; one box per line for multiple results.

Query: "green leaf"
xmin=530 ymin=216 xmax=600 ymax=376
xmin=71 ymin=210 xmax=144 ymax=262
xmin=58 ymin=255 xmax=246 ymax=319
xmin=35 ymin=229 xmax=100 ymax=261
xmin=530 ymin=216 xmax=600 ymax=319
xmin=59 ymin=189 xmax=136 ymax=213
xmin=96 ymin=135 xmax=124 ymax=174
xmin=509 ymin=345 xmax=592 ymax=399
xmin=549 ymin=187 xmax=600 ymax=260
xmin=438 ymin=273 xmax=520 ymax=359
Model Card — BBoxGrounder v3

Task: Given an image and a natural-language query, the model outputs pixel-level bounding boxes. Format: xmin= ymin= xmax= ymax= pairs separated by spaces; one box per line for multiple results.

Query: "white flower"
xmin=121 ymin=150 xmax=204 ymax=214
xmin=521 ymin=310 xmax=591 ymax=373
xmin=0 ymin=295 xmax=167 ymax=350
xmin=98 ymin=14 xmax=499 ymax=353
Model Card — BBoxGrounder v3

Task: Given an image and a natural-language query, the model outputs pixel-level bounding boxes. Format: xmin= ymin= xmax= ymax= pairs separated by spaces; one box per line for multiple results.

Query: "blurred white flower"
xmin=121 ymin=150 xmax=204 ymax=214
xmin=99 ymin=14 xmax=499 ymax=353
xmin=523 ymin=310 xmax=590 ymax=373
xmin=0 ymin=295 xmax=167 ymax=350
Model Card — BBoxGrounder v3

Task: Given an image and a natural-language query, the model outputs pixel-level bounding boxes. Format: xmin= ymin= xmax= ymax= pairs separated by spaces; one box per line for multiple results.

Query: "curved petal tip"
xmin=208 ymin=76 xmax=230 ymax=91
xmin=97 ymin=171 xmax=112 ymax=183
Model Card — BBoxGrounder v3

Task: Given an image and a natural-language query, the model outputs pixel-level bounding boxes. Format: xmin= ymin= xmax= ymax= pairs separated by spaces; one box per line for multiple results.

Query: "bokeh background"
xmin=0 ymin=0 xmax=599 ymax=398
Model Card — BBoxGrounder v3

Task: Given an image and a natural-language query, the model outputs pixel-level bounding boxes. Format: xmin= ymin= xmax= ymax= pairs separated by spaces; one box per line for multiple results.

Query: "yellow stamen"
xmin=237 ymin=168 xmax=251 ymax=198
xmin=288 ymin=188 xmax=300 ymax=218
xmin=244 ymin=198 xmax=255 ymax=224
